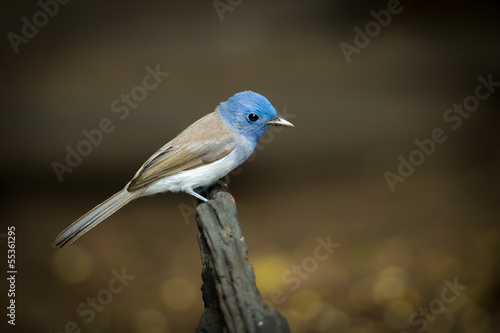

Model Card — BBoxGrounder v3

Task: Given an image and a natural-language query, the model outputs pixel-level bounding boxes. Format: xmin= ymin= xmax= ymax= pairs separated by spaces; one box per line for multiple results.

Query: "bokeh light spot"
xmin=317 ymin=308 xmax=350 ymax=332
xmin=252 ymin=254 xmax=291 ymax=295
xmin=288 ymin=289 xmax=322 ymax=318
xmin=373 ymin=276 xmax=405 ymax=301
xmin=373 ymin=267 xmax=408 ymax=302
xmin=283 ymin=309 xmax=304 ymax=333
xmin=303 ymin=300 xmax=324 ymax=321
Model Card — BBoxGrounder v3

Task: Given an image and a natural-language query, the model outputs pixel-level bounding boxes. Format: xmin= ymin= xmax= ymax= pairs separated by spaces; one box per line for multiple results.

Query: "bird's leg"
xmin=194 ymin=178 xmax=229 ymax=203
xmin=186 ymin=189 xmax=208 ymax=203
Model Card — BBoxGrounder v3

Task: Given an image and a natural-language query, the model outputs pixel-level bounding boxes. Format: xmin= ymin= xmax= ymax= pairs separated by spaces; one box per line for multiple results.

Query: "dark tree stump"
xmin=195 ymin=182 xmax=290 ymax=333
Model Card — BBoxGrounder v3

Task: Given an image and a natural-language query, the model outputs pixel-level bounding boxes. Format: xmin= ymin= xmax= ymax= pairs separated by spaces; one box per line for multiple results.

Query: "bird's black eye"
xmin=248 ymin=113 xmax=259 ymax=122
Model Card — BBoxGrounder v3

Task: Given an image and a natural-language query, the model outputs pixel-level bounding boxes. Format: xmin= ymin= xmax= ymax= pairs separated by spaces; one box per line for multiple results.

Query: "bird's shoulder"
xmin=127 ymin=112 xmax=236 ymax=191
xmin=171 ymin=111 xmax=235 ymax=149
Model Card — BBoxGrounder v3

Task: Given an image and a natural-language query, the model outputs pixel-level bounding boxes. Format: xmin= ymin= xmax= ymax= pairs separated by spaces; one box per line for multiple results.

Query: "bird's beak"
xmin=266 ymin=117 xmax=295 ymax=128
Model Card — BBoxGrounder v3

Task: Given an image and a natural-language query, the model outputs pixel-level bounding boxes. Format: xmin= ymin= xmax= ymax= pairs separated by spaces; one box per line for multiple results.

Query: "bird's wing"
xmin=127 ymin=112 xmax=234 ymax=191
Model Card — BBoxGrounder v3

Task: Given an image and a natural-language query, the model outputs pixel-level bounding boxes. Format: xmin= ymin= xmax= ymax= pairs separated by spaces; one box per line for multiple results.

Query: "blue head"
xmin=218 ymin=91 xmax=294 ymax=144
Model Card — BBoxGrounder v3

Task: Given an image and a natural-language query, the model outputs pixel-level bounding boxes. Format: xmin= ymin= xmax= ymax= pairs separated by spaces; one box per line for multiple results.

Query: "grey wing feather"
xmin=127 ymin=112 xmax=235 ymax=191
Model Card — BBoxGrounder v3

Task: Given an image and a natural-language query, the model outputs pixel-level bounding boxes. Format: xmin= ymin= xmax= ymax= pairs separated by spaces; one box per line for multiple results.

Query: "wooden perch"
xmin=195 ymin=182 xmax=290 ymax=333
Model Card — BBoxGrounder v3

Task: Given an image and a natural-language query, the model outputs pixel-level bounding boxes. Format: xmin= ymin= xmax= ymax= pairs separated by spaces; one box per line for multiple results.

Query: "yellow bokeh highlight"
xmin=136 ymin=309 xmax=168 ymax=333
xmin=283 ymin=309 xmax=304 ymax=333
xmin=303 ymin=300 xmax=324 ymax=321
xmin=373 ymin=266 xmax=407 ymax=302
xmin=53 ymin=245 xmax=93 ymax=283
xmin=288 ymin=289 xmax=322 ymax=320
xmin=317 ymin=308 xmax=350 ymax=332
xmin=373 ymin=276 xmax=405 ymax=301
xmin=252 ymin=254 xmax=291 ymax=295
xmin=160 ymin=277 xmax=196 ymax=311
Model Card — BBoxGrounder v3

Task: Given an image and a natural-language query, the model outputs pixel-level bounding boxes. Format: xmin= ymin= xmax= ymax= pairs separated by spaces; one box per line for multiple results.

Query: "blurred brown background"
xmin=1 ymin=0 xmax=499 ymax=332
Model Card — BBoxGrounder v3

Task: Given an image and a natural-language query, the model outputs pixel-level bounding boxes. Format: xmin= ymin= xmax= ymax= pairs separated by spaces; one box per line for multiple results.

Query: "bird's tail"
xmin=52 ymin=189 xmax=142 ymax=249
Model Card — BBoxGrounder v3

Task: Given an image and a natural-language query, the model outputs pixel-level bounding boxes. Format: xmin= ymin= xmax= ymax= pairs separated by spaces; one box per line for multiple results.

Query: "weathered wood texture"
xmin=195 ymin=183 xmax=290 ymax=333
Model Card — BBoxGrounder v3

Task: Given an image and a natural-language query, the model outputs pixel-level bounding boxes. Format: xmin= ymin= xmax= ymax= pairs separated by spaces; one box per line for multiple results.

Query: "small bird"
xmin=52 ymin=91 xmax=294 ymax=248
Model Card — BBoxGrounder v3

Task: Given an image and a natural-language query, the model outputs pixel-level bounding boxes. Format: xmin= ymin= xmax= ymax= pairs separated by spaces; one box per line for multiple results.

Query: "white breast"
xmin=141 ymin=135 xmax=254 ymax=196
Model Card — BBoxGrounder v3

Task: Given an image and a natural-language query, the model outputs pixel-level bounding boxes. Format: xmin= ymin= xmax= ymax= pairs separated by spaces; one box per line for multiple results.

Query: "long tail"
xmin=52 ymin=189 xmax=142 ymax=249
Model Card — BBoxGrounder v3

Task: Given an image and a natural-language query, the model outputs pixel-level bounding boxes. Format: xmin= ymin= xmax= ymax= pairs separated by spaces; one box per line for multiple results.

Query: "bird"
xmin=52 ymin=91 xmax=294 ymax=249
